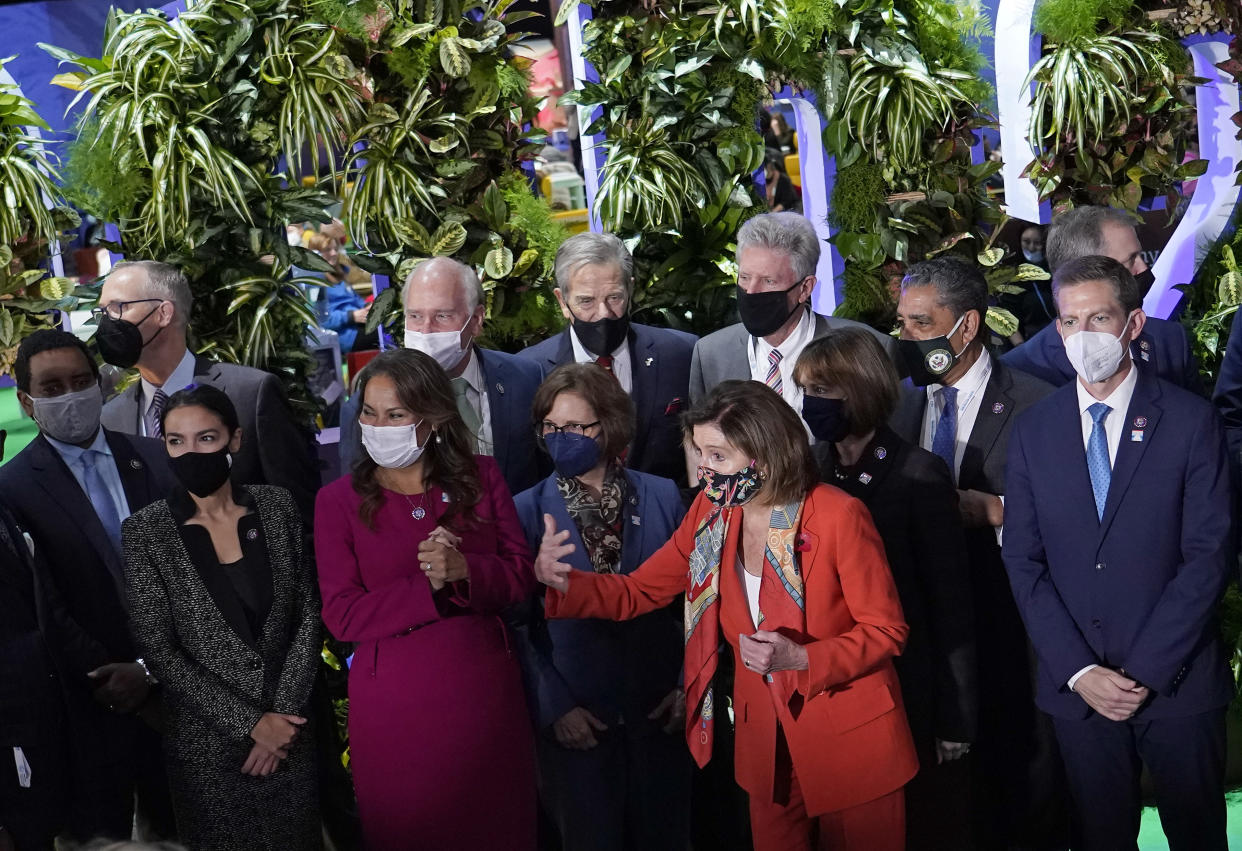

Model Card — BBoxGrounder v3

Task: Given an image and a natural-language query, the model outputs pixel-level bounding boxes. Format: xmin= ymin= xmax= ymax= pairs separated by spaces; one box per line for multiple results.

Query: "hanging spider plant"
xmin=594 ymin=119 xmax=711 ymax=232
xmin=841 ymin=35 xmax=977 ymax=174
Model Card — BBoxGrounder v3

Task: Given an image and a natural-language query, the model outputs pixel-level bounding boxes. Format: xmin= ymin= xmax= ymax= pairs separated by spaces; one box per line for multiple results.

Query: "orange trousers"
xmin=749 ymin=766 xmax=906 ymax=851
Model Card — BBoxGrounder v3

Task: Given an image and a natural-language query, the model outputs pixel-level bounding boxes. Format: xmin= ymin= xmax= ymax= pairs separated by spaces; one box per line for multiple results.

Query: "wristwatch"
xmin=136 ymin=657 xmax=158 ymax=686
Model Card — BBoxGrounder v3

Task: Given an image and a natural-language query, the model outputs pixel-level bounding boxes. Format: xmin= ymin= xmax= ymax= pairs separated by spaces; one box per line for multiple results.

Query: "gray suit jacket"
xmin=101 ymin=357 xmax=320 ymax=519
xmin=688 ymin=311 xmax=897 ymax=403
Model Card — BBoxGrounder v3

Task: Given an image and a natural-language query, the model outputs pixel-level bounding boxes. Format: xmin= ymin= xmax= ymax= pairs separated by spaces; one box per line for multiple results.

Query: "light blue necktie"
xmin=1086 ymin=403 xmax=1112 ymax=520
xmin=931 ymin=385 xmax=959 ymax=482
xmin=81 ymin=449 xmax=123 ymax=552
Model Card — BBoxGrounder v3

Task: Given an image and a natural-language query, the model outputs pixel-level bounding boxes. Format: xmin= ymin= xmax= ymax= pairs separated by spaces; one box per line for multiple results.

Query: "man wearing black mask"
xmin=0 ymin=329 xmax=175 ymax=843
xmin=890 ymin=258 xmax=1063 ymax=850
xmin=1002 ymin=206 xmax=1201 ymax=392
xmin=94 ymin=260 xmax=318 ymax=519
xmin=519 ymin=232 xmax=697 ymax=484
xmin=689 ymin=212 xmax=896 ymax=415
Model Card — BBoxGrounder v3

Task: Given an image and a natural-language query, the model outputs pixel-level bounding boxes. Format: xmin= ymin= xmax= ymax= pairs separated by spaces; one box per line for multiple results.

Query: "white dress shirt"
xmin=457 ymin=348 xmax=495 ymax=457
xmin=1067 ymin=362 xmax=1140 ymax=692
xmin=138 ymin=348 xmax=197 ymax=437
xmin=45 ymin=428 xmax=132 ymax=521
xmin=920 ymin=348 xmax=993 ymax=479
xmin=569 ymin=327 xmax=633 ymax=394
xmin=747 ymin=306 xmax=816 ymax=411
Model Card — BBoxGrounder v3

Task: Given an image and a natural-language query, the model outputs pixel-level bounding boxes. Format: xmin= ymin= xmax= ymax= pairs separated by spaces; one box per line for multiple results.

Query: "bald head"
xmin=401 ymin=257 xmax=486 ymax=356
xmin=403 ymin=257 xmax=484 ymax=314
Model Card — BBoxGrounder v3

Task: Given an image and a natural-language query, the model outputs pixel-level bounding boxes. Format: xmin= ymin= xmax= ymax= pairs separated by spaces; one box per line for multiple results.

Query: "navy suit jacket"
xmin=511 ymin=469 xmax=685 ymax=729
xmin=1002 ymin=371 xmax=1234 ymax=720
xmin=518 ymin=323 xmax=697 ymax=484
xmin=339 ymin=346 xmax=547 ymax=496
xmin=1001 ymin=317 xmax=1201 ymax=394
xmin=0 ymin=430 xmax=173 ymax=683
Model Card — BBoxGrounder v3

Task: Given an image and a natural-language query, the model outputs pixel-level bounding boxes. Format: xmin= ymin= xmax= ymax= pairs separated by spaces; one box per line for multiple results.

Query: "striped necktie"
xmin=765 ymin=349 xmax=783 ymax=395
xmin=145 ymin=388 xmax=168 ymax=438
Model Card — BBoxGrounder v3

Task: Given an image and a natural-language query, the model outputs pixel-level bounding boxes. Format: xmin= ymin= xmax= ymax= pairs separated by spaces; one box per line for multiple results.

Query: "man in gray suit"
xmin=688 ymin=212 xmax=896 ymax=410
xmin=96 ymin=261 xmax=319 ymax=518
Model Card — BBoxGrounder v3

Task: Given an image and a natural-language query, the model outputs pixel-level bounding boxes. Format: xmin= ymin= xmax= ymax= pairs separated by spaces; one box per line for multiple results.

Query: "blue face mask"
xmin=801 ymin=395 xmax=850 ymax=443
xmin=544 ymin=432 xmax=602 ymax=478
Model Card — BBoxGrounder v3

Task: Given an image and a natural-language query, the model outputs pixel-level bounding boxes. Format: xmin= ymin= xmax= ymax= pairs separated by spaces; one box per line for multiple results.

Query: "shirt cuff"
xmin=1068 ymin=664 xmax=1099 ymax=692
xmin=993 ymin=495 xmax=1005 ymax=547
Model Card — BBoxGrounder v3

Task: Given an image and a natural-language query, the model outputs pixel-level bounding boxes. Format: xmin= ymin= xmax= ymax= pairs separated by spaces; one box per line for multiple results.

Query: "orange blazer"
xmin=547 ymin=483 xmax=918 ymax=815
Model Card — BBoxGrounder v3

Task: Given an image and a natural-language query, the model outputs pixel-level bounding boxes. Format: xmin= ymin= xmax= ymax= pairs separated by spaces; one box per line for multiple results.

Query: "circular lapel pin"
xmin=1140 ymin=340 xmax=1151 ymax=351
xmin=874 ymin=447 xmax=887 ymax=460
xmin=130 ymin=459 xmax=142 ymax=469
xmin=1134 ymin=416 xmax=1147 ymax=428
xmin=992 ymin=402 xmax=1005 ymax=414
xmin=246 ymin=528 xmax=258 ymax=541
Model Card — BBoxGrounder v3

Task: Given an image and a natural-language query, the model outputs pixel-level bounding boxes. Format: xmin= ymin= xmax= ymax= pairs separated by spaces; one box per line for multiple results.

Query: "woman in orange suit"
xmin=534 ymin=380 xmax=917 ymax=851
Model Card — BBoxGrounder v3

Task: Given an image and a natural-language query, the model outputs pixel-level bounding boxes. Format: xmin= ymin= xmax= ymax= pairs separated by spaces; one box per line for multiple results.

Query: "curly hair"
xmin=350 ymin=349 xmax=482 ymax=529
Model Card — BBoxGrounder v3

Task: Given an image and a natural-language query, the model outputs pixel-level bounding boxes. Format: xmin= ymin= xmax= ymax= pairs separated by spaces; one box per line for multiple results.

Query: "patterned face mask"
xmin=698 ymin=462 xmax=763 ymax=508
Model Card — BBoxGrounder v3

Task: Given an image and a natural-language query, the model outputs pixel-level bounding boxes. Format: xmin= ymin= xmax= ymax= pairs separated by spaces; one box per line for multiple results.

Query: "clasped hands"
xmin=1074 ymin=667 xmax=1149 ymax=721
xmin=738 ymin=631 xmax=808 ymax=675
xmin=244 ymin=711 xmax=307 ymax=777
xmin=553 ymin=689 xmax=686 ymax=750
xmin=419 ymin=525 xmax=467 ymax=590
xmin=87 ymin=662 xmax=150 ymax=714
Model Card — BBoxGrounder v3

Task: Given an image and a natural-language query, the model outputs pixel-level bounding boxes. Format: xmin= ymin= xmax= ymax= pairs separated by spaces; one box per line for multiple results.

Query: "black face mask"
xmin=169 ymin=446 xmax=232 ymax=498
xmin=801 ymin=395 xmax=850 ymax=443
xmin=736 ymin=278 xmax=806 ymax=338
xmin=897 ymin=314 xmax=966 ymax=387
xmin=572 ymin=313 xmax=630 ymax=358
xmin=95 ymin=304 xmax=164 ymax=368
xmin=1134 ymin=268 xmax=1156 ymax=298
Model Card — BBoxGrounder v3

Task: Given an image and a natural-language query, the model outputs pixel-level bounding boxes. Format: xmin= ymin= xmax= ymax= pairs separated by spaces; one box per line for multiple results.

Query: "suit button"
xmin=248 ymin=659 xmax=262 ymax=671
xmin=1091 ymin=618 xmax=1102 ymax=628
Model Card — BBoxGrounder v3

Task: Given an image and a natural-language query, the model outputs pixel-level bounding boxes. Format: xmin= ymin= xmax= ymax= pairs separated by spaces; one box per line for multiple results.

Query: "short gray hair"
xmin=554 ymin=232 xmax=633 ymax=293
xmin=111 ymin=260 xmax=193 ymax=326
xmin=736 ymin=212 xmax=821 ymax=281
xmin=1046 ymin=206 xmax=1139 ymax=272
xmin=404 ymin=256 xmax=485 ymax=312
xmin=901 ymin=256 xmax=988 ymax=319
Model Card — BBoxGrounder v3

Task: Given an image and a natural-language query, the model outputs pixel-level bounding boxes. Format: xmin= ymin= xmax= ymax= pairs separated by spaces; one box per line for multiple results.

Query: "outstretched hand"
xmin=534 ymin=514 xmax=575 ymax=592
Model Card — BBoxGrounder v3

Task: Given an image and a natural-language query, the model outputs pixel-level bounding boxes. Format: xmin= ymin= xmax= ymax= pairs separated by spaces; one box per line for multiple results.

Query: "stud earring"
xmin=435 ymin=431 xmax=442 ymax=444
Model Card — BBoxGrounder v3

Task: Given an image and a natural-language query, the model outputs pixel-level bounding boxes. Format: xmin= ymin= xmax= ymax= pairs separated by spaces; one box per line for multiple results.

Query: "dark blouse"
xmin=171 ymin=485 xmax=274 ymax=647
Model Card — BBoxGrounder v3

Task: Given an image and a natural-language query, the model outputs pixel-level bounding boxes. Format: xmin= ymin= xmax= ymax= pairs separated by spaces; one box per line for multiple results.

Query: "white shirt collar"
xmin=750 ymin=305 xmax=816 ymax=361
xmin=927 ymin=346 xmax=991 ymax=400
xmin=140 ymin=348 xmax=197 ymax=410
xmin=1075 ymin=359 xmax=1139 ymax=418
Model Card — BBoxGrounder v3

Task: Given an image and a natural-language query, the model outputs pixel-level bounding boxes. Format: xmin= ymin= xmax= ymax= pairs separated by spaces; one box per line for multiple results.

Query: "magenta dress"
xmin=314 ymin=456 xmax=537 ymax=850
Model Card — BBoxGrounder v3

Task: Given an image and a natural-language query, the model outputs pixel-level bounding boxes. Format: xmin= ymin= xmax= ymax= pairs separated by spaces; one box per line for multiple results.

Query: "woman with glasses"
xmin=533 ymin=380 xmax=917 ymax=851
xmin=314 ymin=348 xmax=538 ymax=850
xmin=511 ymin=363 xmax=691 ymax=851
xmin=794 ymin=329 xmax=977 ymax=849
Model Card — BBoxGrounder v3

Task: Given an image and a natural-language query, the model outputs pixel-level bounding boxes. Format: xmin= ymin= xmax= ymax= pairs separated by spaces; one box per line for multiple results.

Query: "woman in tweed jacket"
xmin=122 ymin=385 xmax=321 ymax=850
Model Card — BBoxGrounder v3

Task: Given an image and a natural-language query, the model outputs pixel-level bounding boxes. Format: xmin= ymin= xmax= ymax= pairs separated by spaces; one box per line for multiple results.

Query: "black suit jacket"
xmin=100 ymin=356 xmax=320 ymax=519
xmin=813 ymin=427 xmax=977 ymax=745
xmin=518 ymin=323 xmax=697 ymax=484
xmin=0 ymin=506 xmax=69 ymax=846
xmin=0 ymin=430 xmax=173 ymax=684
xmin=890 ymin=358 xmax=1054 ymax=729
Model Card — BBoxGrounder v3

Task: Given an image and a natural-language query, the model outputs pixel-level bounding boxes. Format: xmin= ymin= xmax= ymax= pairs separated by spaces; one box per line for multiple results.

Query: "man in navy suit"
xmin=1001 ymin=206 xmax=1201 ymax=393
xmin=339 ymin=257 xmax=545 ymax=495
xmin=1003 ymin=255 xmax=1233 ymax=850
xmin=518 ymin=232 xmax=697 ymax=485
xmin=0 ymin=330 xmax=176 ymax=842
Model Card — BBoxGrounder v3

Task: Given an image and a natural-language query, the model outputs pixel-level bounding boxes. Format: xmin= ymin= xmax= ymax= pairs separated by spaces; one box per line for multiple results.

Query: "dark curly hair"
xmin=350 ymin=349 xmax=481 ymax=529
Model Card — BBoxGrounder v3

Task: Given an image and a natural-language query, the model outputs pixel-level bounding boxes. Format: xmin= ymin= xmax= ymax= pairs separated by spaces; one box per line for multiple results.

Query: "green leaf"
xmin=439 ymin=38 xmax=471 ymax=78
xmin=0 ymin=308 xmax=14 ymax=347
xmin=482 ymin=183 xmax=508 ymax=230
xmin=429 ymin=135 xmax=460 ymax=154
xmin=986 ymin=306 xmax=1019 ymax=337
xmin=430 ymin=221 xmax=468 ymax=255
xmin=976 ymin=247 xmax=1005 ymax=267
xmin=554 ymin=0 xmax=583 ymax=28
xmin=1014 ymin=263 xmax=1051 ymax=281
xmin=391 ymin=23 xmax=437 ymax=46
xmin=484 ymin=245 xmax=514 ymax=278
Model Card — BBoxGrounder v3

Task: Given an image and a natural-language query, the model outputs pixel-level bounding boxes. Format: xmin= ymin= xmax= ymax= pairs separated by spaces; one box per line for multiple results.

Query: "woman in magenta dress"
xmin=314 ymin=349 xmax=537 ymax=850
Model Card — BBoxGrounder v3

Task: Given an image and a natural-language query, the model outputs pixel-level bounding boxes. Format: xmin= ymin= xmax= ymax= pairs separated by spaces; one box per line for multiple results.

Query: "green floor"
xmin=1138 ymin=791 xmax=1242 ymax=848
xmin=0 ymin=385 xmax=37 ymax=463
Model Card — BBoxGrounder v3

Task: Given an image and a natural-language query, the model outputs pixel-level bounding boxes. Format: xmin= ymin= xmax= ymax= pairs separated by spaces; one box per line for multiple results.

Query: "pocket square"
xmin=664 ymin=397 xmax=684 ymax=416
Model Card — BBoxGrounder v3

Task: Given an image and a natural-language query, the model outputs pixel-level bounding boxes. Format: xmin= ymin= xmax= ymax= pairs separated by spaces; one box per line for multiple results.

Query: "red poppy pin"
xmin=664 ymin=398 xmax=684 ymax=416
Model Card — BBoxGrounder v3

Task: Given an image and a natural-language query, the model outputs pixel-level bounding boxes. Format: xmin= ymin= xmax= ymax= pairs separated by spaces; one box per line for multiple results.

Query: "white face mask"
xmin=1064 ymin=313 xmax=1134 ymax=384
xmin=360 ymin=420 xmax=425 ymax=469
xmin=30 ymin=384 xmax=103 ymax=444
xmin=404 ymin=317 xmax=472 ymax=372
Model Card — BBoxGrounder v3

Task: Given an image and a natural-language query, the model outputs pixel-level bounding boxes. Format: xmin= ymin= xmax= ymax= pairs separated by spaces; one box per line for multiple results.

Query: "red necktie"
xmin=595 ymin=355 xmax=614 ymax=374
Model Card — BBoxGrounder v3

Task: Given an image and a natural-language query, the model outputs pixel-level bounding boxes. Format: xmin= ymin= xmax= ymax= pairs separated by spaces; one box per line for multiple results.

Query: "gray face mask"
xmin=31 ymin=385 xmax=103 ymax=444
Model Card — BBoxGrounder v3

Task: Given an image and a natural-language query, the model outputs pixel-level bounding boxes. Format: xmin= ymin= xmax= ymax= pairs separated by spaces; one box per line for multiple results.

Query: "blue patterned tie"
xmin=931 ymin=385 xmax=958 ymax=482
xmin=81 ymin=449 xmax=123 ymax=553
xmin=1086 ymin=403 xmax=1112 ymax=520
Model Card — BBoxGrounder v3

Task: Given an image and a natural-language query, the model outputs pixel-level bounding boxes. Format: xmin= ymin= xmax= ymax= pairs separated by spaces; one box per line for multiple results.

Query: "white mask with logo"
xmin=360 ymin=420 xmax=425 ymax=469
xmin=1064 ymin=313 xmax=1135 ymax=384
xmin=404 ymin=317 xmax=471 ymax=373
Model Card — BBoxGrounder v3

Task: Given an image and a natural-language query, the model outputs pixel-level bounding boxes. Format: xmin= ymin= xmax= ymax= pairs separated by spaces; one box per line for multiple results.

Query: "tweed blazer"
xmin=122 ymin=484 xmax=320 ymax=742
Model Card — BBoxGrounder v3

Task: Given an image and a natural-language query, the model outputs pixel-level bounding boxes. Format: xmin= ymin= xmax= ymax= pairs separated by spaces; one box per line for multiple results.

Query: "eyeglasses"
xmin=539 ymin=421 xmax=600 ymax=436
xmin=90 ymin=298 xmax=165 ymax=323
